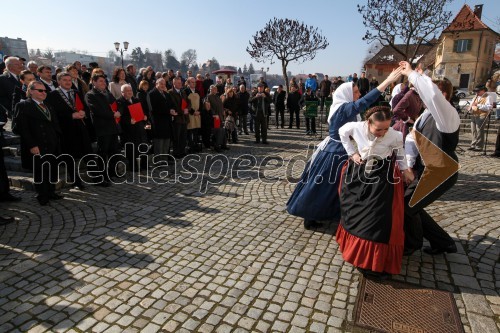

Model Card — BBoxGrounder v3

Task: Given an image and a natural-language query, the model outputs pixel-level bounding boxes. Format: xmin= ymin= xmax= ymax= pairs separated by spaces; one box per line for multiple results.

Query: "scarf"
xmin=327 ymin=82 xmax=353 ymax=124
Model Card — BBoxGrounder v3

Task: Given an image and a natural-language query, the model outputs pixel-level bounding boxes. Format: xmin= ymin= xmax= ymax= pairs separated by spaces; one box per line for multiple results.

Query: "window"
xmin=453 ymin=39 xmax=472 ymax=53
xmin=378 ymin=69 xmax=383 ymax=76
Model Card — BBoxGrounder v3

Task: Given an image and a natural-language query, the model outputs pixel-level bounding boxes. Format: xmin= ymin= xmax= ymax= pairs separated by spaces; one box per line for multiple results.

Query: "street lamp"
xmin=114 ymin=41 xmax=129 ymax=68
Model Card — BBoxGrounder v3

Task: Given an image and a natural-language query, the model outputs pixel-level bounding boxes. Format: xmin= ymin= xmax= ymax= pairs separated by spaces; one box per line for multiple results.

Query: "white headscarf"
xmin=328 ymin=82 xmax=353 ymax=124
xmin=389 ymin=83 xmax=403 ymax=108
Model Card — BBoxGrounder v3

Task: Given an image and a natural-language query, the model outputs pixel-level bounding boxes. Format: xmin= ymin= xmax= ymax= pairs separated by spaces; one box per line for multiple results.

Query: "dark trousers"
xmin=275 ymin=107 xmax=285 ymax=128
xmin=289 ymin=109 xmax=300 ymax=128
xmin=0 ymin=147 xmax=11 ymax=197
xmin=255 ymin=112 xmax=268 ymax=142
xmin=238 ymin=113 xmax=248 ymax=134
xmin=172 ymin=123 xmax=187 ymax=157
xmin=249 ymin=113 xmax=255 ymax=132
xmin=97 ymin=134 xmax=120 ymax=181
xmin=187 ymin=128 xmax=201 ymax=152
xmin=34 ymin=154 xmax=58 ymax=199
xmin=306 ymin=117 xmax=316 ymax=133
xmin=320 ymin=96 xmax=327 ymax=111
xmin=404 ymin=171 xmax=458 ymax=250
xmin=201 ymin=124 xmax=212 ymax=148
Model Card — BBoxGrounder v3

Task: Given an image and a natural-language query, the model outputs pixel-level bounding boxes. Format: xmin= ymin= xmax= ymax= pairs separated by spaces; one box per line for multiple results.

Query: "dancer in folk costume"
xmin=286 ymin=68 xmax=403 ymax=229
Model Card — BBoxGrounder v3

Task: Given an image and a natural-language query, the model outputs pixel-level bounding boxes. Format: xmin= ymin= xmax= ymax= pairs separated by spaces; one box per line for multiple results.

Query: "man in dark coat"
xmin=319 ymin=75 xmax=332 ymax=111
xmin=0 ymin=66 xmax=22 ymax=214
xmin=46 ymin=72 xmax=92 ymax=189
xmin=202 ymin=73 xmax=214 ymax=97
xmin=357 ymin=72 xmax=370 ymax=97
xmin=147 ymin=78 xmax=173 ymax=162
xmin=125 ymin=64 xmax=138 ymax=95
xmin=273 ymin=85 xmax=286 ymax=129
xmin=37 ymin=65 xmax=58 ymax=92
xmin=249 ymin=83 xmax=272 ymax=144
xmin=85 ymin=74 xmax=120 ymax=186
xmin=236 ymin=85 xmax=250 ymax=135
xmin=168 ymin=77 xmax=190 ymax=158
xmin=287 ymin=85 xmax=301 ymax=129
xmin=0 ymin=57 xmax=23 ymax=120
xmin=15 ymin=81 xmax=62 ymax=205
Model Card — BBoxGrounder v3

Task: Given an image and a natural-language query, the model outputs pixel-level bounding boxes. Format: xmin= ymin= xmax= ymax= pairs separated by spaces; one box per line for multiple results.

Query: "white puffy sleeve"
xmin=408 ymin=71 xmax=460 ymax=133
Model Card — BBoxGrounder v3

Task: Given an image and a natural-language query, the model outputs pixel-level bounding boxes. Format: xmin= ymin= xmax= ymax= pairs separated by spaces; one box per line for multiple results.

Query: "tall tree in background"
xmin=164 ymin=49 xmax=180 ymax=71
xmin=248 ymin=63 xmax=255 ymax=75
xmin=181 ymin=49 xmax=197 ymax=68
xmin=246 ymin=18 xmax=328 ymax=92
xmin=358 ymin=0 xmax=452 ymax=63
xmin=43 ymin=49 xmax=55 ymax=62
xmin=130 ymin=47 xmax=145 ymax=68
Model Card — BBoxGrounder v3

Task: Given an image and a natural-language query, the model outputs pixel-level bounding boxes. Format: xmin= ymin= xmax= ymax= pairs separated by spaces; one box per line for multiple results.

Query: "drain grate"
xmin=353 ymin=278 xmax=464 ymax=333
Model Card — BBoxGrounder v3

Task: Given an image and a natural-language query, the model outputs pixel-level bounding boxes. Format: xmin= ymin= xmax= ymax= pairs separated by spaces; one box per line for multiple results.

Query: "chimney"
xmin=473 ymin=4 xmax=483 ymax=19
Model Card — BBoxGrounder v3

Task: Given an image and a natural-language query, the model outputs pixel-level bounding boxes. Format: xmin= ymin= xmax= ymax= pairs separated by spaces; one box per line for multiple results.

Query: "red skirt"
xmin=335 ymin=159 xmax=404 ymax=274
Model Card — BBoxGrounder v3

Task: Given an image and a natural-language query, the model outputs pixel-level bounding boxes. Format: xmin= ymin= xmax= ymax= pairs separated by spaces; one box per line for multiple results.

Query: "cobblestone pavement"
xmin=1 ymin=126 xmax=499 ymax=333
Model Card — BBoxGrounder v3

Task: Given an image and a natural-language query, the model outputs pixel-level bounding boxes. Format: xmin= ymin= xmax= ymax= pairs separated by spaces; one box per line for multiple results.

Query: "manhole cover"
xmin=353 ymin=278 xmax=464 ymax=333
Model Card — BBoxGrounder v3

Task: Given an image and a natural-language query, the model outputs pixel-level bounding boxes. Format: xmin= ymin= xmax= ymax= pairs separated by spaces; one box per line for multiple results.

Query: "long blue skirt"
xmin=286 ymin=146 xmax=347 ymax=221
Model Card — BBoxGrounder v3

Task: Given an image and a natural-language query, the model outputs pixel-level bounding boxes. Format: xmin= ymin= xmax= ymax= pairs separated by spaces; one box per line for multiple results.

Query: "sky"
xmin=2 ymin=0 xmax=499 ymax=76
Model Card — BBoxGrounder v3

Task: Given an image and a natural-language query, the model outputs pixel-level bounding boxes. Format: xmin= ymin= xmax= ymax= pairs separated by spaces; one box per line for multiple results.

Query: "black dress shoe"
xmin=222 ymin=146 xmax=230 ymax=150
xmin=357 ymin=268 xmax=391 ymax=281
xmin=489 ymin=153 xmax=500 ymax=158
xmin=262 ymin=141 xmax=269 ymax=144
xmin=0 ymin=216 xmax=15 ymax=225
xmin=423 ymin=243 xmax=457 ymax=255
xmin=49 ymin=193 xmax=64 ymax=200
xmin=0 ymin=193 xmax=22 ymax=202
xmin=403 ymin=248 xmax=417 ymax=256
xmin=37 ymin=196 xmax=49 ymax=206
xmin=96 ymin=181 xmax=111 ymax=187
xmin=254 ymin=140 xmax=260 ymax=144
xmin=303 ymin=219 xmax=321 ymax=230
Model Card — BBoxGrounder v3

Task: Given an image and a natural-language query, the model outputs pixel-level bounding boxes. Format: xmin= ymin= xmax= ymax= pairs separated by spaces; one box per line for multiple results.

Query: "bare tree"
xmin=358 ymin=0 xmax=453 ymax=63
xmin=361 ymin=41 xmax=384 ymax=68
xmin=246 ymin=18 xmax=328 ymax=93
xmin=181 ymin=49 xmax=197 ymax=68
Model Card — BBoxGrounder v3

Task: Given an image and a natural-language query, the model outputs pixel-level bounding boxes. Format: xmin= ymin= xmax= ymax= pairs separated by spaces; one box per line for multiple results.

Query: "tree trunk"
xmin=282 ymin=60 xmax=289 ymax=95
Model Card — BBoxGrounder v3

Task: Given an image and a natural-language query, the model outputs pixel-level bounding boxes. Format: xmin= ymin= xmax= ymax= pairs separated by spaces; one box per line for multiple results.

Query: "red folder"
xmin=181 ymin=99 xmax=188 ymax=110
xmin=128 ymin=103 xmax=145 ymax=122
xmin=213 ymin=116 xmax=221 ymax=129
xmin=110 ymin=101 xmax=120 ymax=123
xmin=75 ymin=94 xmax=84 ymax=111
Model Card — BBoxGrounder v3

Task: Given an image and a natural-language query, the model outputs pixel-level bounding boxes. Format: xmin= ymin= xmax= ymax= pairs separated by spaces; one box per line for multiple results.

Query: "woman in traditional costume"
xmin=336 ymin=107 xmax=414 ymax=279
xmin=286 ymin=68 xmax=403 ymax=229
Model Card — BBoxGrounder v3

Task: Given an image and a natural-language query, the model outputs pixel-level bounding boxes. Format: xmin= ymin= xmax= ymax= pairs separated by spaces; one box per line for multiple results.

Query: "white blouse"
xmin=339 ymin=121 xmax=408 ymax=170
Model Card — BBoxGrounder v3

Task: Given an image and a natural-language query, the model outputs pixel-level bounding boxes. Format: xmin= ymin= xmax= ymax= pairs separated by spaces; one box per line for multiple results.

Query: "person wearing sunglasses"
xmin=14 ymin=81 xmax=62 ymax=206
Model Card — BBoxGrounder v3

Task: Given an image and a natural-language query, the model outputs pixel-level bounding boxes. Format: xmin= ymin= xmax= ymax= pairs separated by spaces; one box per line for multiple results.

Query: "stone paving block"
xmin=467 ymin=313 xmax=498 ymax=333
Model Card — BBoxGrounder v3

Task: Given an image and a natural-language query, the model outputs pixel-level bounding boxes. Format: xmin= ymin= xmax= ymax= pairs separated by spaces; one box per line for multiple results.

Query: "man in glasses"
xmin=15 ymin=81 xmax=62 ymax=205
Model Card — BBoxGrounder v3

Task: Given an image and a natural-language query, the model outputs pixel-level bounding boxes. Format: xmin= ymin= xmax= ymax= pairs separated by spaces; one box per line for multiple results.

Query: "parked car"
xmin=454 ymin=87 xmax=469 ymax=99
xmin=270 ymin=85 xmax=279 ymax=98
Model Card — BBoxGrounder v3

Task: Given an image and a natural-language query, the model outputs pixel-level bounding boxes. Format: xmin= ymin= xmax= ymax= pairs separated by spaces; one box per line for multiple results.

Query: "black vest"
xmin=414 ymin=115 xmax=459 ymax=174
